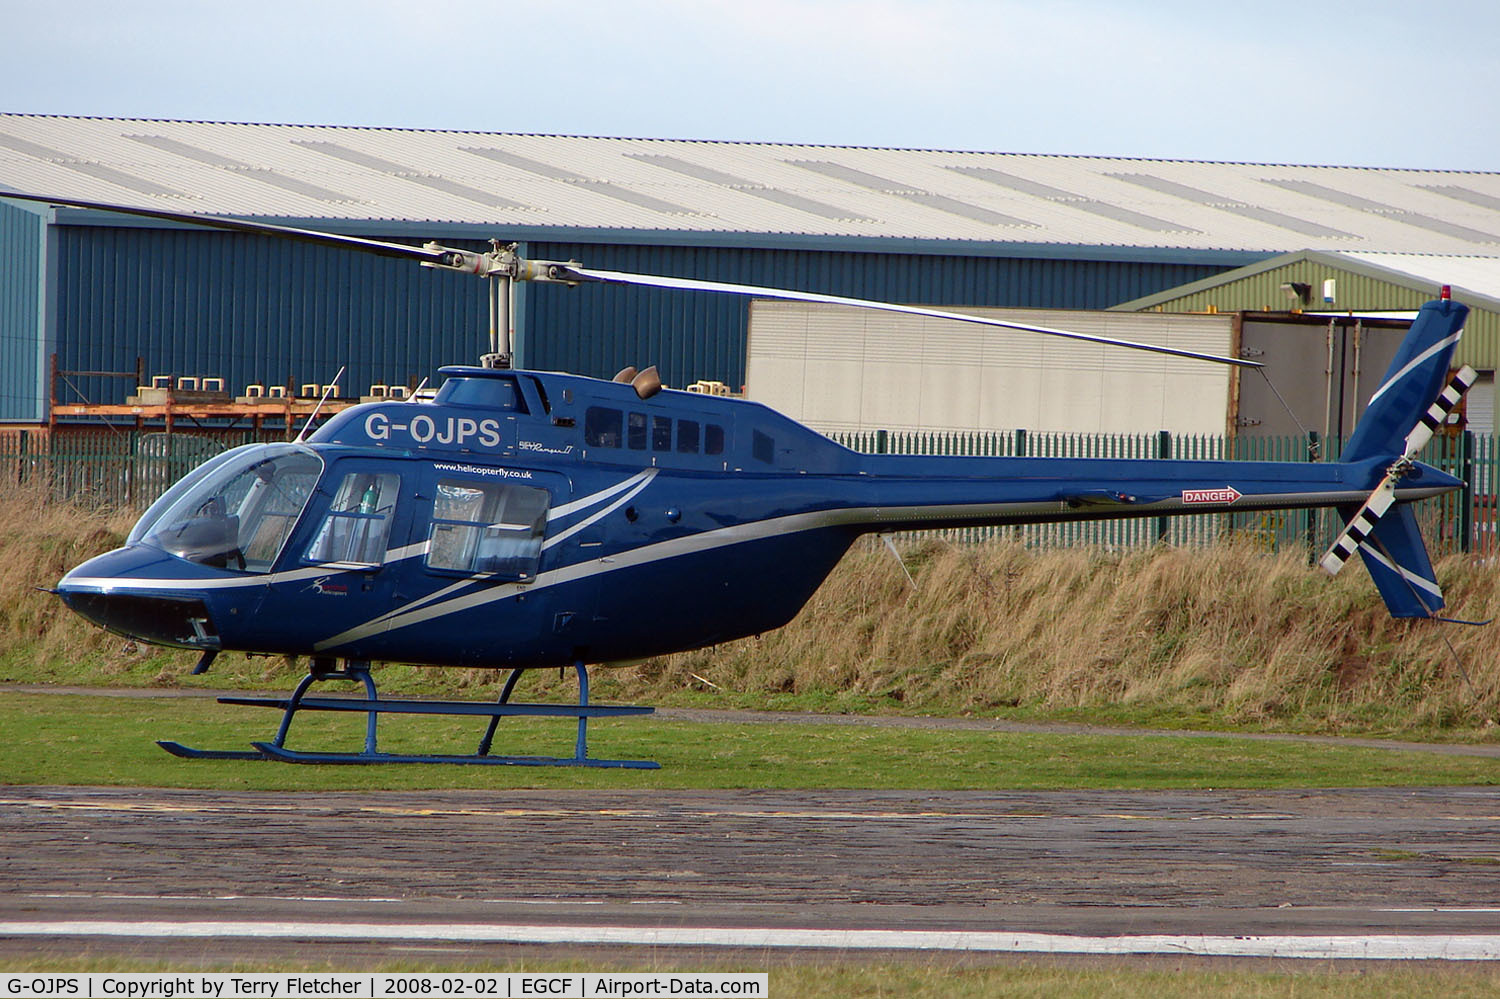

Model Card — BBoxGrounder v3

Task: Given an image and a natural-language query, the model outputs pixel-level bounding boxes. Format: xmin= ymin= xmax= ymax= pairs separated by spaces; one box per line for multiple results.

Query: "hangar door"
xmin=1234 ymin=314 xmax=1409 ymax=441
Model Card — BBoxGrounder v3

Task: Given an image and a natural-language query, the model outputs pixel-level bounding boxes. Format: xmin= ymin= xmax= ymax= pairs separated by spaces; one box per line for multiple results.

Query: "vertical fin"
xmin=1342 ymin=299 xmax=1468 ymax=463
xmin=1320 ymin=365 xmax=1476 ymax=578
xmin=1353 ymin=506 xmax=1444 ymax=618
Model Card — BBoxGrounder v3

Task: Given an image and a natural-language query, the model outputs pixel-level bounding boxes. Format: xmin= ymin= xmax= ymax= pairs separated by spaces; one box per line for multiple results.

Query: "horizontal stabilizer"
xmin=1063 ymin=489 xmax=1139 ymax=508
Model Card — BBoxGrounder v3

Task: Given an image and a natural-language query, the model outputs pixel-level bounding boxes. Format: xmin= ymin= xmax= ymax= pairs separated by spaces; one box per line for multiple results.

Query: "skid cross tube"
xmin=157 ymin=660 xmax=658 ymax=768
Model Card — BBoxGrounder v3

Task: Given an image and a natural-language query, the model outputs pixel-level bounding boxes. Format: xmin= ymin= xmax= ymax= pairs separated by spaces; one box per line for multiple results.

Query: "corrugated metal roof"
xmin=1337 ymin=252 xmax=1500 ymax=302
xmin=1116 ymin=250 xmax=1500 ymax=313
xmin=3 ymin=114 xmax=1500 ymax=255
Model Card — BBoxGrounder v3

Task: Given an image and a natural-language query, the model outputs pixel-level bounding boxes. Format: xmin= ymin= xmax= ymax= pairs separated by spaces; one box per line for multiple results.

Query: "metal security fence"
xmin=5 ymin=425 xmax=1499 ymax=558
xmin=832 ymin=428 xmax=1499 ymax=558
xmin=0 ymin=428 xmax=283 ymax=510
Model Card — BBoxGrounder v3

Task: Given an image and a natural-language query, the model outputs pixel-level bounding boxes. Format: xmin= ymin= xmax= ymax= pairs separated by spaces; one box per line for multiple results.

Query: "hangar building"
xmin=2 ymin=114 xmax=1500 ymax=427
xmin=1115 ymin=250 xmax=1500 ymax=434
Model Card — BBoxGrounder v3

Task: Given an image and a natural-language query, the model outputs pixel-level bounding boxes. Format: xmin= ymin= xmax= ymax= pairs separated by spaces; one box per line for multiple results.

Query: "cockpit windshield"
xmin=130 ymin=443 xmax=324 ymax=573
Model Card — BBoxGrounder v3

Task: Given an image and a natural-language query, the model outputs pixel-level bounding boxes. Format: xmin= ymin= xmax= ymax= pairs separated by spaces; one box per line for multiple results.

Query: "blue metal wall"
xmin=521 ymin=241 xmax=1231 ymax=389
xmin=40 ymin=220 xmax=1235 ymax=417
xmin=0 ymin=200 xmax=44 ymax=421
xmin=51 ymin=225 xmax=488 ymax=411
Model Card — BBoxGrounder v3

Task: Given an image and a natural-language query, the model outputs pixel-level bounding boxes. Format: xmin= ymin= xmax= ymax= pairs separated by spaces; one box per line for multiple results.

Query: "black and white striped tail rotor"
xmin=1319 ymin=482 xmax=1398 ymax=575
xmin=1404 ymin=365 xmax=1480 ymax=459
xmin=1320 ymin=365 xmax=1478 ymax=577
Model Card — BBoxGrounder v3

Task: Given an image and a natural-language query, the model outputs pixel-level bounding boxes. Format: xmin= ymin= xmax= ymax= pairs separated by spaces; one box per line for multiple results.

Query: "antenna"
xmin=296 ymin=365 xmax=345 ymax=442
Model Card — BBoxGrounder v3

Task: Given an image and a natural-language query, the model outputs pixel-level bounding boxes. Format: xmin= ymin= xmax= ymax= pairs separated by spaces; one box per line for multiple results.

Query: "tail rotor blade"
xmin=1320 ymin=364 xmax=1478 ymax=577
xmin=1403 ymin=365 xmax=1478 ymax=460
xmin=1320 ymin=478 xmax=1398 ymax=576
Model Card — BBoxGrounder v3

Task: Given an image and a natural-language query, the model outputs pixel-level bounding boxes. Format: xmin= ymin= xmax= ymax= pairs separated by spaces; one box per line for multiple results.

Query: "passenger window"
xmin=651 ymin=415 xmax=672 ymax=451
xmin=753 ymin=430 xmax=775 ymax=464
xmin=705 ymin=424 xmax=725 ymax=455
xmin=677 ymin=420 xmax=700 ymax=453
xmin=306 ymin=472 xmax=400 ymax=568
xmin=584 ymin=407 xmax=623 ymax=447
xmin=627 ymin=412 xmax=648 ymax=450
xmin=426 ymin=479 xmax=550 ymax=581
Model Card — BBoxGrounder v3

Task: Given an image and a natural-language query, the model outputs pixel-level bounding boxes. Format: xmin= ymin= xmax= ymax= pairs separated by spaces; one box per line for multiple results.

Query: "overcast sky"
xmin=4 ymin=0 xmax=1496 ymax=171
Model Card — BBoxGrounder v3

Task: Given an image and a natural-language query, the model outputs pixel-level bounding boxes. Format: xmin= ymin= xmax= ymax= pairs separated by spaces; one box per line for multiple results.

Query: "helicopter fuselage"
xmin=57 ymin=364 xmax=1458 ymax=671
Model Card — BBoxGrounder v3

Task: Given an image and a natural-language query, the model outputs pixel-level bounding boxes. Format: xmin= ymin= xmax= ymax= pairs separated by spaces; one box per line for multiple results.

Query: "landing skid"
xmin=156 ymin=742 xmax=266 ymax=761
xmin=158 ymin=660 xmax=658 ymax=768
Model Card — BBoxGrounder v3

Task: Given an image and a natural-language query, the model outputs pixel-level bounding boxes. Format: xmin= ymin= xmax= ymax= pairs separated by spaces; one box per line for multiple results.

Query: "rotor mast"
xmin=418 ymin=241 xmax=584 ymax=369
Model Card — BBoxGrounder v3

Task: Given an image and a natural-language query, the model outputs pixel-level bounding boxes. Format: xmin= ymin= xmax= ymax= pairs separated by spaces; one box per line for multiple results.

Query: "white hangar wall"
xmin=745 ymin=302 xmax=1235 ymax=437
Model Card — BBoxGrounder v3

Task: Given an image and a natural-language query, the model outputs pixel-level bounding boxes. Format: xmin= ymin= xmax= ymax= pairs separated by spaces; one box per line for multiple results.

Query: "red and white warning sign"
xmin=1181 ymin=486 xmax=1243 ymax=505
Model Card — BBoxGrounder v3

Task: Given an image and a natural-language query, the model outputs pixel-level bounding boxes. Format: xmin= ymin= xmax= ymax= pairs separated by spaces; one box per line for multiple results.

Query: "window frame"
xmin=303 ymin=471 xmax=401 ymax=570
xmin=423 ymin=476 xmax=552 ymax=583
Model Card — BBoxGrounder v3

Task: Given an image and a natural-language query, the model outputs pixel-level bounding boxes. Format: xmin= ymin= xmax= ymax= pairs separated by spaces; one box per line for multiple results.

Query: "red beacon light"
xmin=1441 ymin=284 xmax=1452 ymax=300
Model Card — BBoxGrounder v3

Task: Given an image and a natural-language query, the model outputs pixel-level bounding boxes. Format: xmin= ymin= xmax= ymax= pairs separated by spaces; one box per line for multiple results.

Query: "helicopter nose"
xmin=56 ymin=548 xmax=223 ymax=650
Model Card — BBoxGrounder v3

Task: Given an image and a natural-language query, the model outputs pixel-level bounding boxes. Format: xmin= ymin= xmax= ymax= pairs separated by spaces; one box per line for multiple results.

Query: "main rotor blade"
xmin=0 ymin=191 xmax=457 ymax=266
xmin=1 ymin=191 xmax=1260 ymax=369
xmin=562 ymin=267 xmax=1262 ymax=369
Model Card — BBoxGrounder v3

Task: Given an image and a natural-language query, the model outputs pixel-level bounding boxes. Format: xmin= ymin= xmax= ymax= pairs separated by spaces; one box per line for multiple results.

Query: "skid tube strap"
xmin=158 ymin=660 xmax=658 ymax=768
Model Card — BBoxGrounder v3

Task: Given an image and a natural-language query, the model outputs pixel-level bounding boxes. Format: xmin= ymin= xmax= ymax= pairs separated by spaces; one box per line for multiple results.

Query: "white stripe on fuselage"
xmin=62 ymin=480 xmax=1446 ymax=650
xmin=542 ymin=469 xmax=657 ymax=551
xmin=56 ymin=469 xmax=658 ymax=597
xmin=59 ymin=541 xmax=432 ymax=594
xmin=547 ymin=469 xmax=655 ymax=521
xmin=312 ymin=487 xmax=1392 ymax=650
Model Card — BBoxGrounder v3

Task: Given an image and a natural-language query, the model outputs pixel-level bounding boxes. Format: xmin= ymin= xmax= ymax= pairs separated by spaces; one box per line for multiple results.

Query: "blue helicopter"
xmin=6 ymin=193 xmax=1476 ymax=768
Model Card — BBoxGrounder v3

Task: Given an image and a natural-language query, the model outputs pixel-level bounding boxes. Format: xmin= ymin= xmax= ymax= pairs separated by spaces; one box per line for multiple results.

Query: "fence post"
xmin=1462 ymin=429 xmax=1474 ymax=554
xmin=1305 ymin=430 xmax=1320 ymax=558
xmin=1156 ymin=430 xmax=1171 ymax=542
xmin=875 ymin=429 xmax=888 ymax=455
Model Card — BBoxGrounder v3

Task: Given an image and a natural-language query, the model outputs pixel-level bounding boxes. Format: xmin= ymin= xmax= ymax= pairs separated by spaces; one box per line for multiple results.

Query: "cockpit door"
xmin=402 ymin=466 xmax=587 ymax=666
xmin=245 ymin=458 xmax=416 ymax=657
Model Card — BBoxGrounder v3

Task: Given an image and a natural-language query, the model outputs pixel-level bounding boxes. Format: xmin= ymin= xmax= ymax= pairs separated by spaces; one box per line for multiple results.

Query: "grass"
xmin=2 ymin=691 xmax=1497 ymax=791
xmin=7 ymin=482 xmax=1500 ymax=742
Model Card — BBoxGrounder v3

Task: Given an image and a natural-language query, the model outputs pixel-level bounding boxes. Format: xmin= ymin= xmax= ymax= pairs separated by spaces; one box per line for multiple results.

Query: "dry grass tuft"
xmin=5 ymin=483 xmax=1500 ymax=736
xmin=0 ymin=483 xmax=140 ymax=673
xmin=632 ymin=535 xmax=1500 ymax=734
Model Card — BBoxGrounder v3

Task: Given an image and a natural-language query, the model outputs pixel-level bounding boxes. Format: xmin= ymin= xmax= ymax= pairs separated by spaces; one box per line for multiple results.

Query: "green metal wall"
xmin=1124 ymin=258 xmax=1500 ymax=370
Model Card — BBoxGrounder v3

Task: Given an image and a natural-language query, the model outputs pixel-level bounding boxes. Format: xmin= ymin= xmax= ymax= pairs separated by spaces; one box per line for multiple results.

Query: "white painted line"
xmin=3 ymin=922 xmax=1500 ymax=960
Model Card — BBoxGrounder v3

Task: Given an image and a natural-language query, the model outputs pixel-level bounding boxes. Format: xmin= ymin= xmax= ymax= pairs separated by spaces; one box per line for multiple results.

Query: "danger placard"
xmin=1182 ymin=486 xmax=1243 ymax=505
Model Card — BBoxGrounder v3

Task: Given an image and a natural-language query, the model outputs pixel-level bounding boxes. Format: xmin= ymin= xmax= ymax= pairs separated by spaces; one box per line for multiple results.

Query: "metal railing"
xmin=3 ymin=425 xmax=1497 ymax=557
xmin=830 ymin=427 xmax=1495 ymax=557
xmin=0 ymin=428 xmax=283 ymax=510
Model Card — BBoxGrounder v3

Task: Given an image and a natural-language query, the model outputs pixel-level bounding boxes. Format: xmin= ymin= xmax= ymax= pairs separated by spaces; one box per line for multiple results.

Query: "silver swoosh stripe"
xmin=59 ymin=541 xmax=431 ymax=593
xmin=542 ymin=470 xmax=657 ymax=551
xmin=318 ymin=483 xmax=1451 ymax=649
xmin=1365 ymin=331 xmax=1463 ymax=406
xmin=548 ymin=469 xmax=655 ymax=521
xmin=1358 ymin=544 xmax=1443 ymax=601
